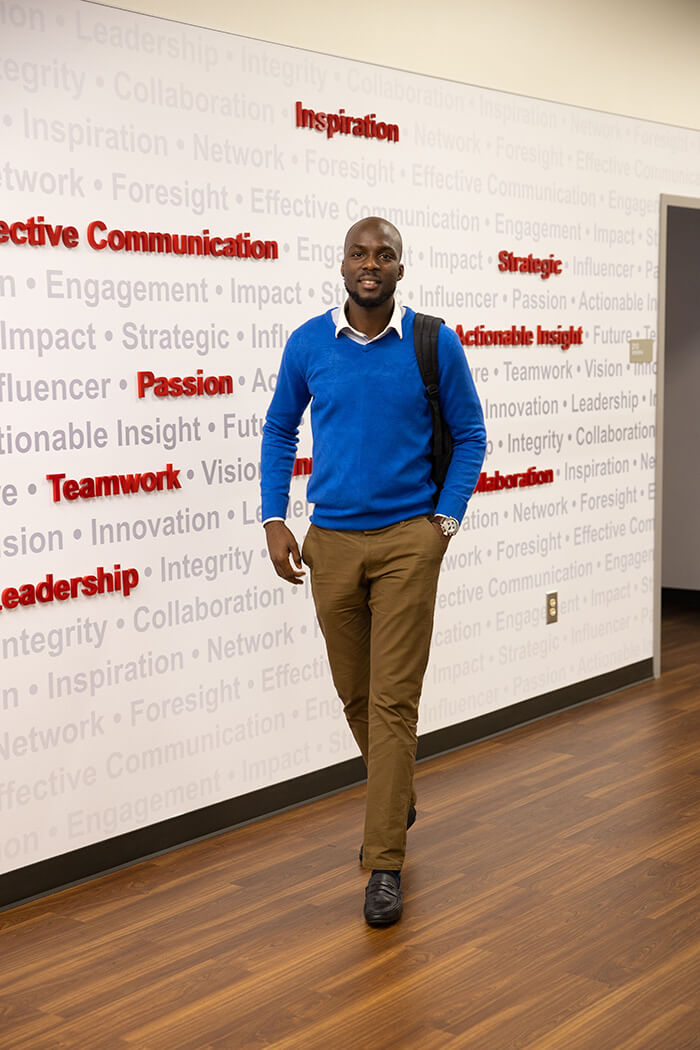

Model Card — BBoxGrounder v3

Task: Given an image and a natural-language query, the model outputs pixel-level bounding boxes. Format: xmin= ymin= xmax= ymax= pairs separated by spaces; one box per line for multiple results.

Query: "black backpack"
xmin=413 ymin=312 xmax=453 ymax=505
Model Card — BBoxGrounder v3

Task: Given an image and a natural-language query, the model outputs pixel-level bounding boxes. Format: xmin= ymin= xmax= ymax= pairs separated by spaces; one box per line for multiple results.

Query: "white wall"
xmin=2 ymin=0 xmax=693 ymax=886
xmin=100 ymin=0 xmax=700 ymax=130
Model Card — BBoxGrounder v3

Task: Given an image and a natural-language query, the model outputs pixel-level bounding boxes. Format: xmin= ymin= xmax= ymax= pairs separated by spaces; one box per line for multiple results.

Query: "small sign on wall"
xmin=630 ymin=338 xmax=654 ymax=363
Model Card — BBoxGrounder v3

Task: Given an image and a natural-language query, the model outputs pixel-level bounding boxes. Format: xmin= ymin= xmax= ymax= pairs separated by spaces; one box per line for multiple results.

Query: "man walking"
xmin=260 ymin=217 xmax=486 ymax=926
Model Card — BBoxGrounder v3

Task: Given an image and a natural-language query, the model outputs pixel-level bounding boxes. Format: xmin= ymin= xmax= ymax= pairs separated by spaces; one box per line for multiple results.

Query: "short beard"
xmin=345 ymin=281 xmax=394 ymax=310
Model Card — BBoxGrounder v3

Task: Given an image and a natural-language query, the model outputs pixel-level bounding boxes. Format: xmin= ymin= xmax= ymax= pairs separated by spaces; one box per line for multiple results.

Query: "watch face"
xmin=441 ymin=517 xmax=459 ymax=536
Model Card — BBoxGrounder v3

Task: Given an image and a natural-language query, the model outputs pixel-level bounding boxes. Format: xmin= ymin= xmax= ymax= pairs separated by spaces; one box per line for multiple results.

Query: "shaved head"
xmin=341 ymin=216 xmax=405 ymax=315
xmin=344 ymin=217 xmax=403 ymax=260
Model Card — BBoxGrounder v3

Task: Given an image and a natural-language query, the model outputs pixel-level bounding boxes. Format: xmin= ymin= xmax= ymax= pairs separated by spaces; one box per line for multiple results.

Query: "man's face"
xmin=341 ymin=220 xmax=404 ymax=309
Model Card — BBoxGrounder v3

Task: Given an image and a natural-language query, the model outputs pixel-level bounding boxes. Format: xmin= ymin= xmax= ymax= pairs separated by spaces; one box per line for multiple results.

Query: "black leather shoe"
xmin=364 ymin=872 xmax=402 ymax=927
xmin=359 ymin=804 xmax=416 ymax=863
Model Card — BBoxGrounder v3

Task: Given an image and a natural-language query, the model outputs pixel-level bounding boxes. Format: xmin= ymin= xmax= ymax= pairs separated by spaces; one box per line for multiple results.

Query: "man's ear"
xmin=340 ymin=261 xmax=345 ymax=278
xmin=397 ymin=263 xmax=405 ymax=281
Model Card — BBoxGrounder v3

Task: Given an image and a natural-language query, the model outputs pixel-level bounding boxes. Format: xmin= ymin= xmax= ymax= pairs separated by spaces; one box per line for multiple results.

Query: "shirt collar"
xmin=333 ymin=298 xmax=404 ymax=344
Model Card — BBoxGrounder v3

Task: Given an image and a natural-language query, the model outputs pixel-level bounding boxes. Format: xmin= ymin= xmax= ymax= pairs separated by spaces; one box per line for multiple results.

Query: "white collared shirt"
xmin=332 ymin=298 xmax=405 ymax=344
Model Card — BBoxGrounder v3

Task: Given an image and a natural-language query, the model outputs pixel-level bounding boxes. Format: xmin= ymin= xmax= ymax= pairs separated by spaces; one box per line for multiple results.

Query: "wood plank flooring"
xmin=1 ymin=596 xmax=698 ymax=1049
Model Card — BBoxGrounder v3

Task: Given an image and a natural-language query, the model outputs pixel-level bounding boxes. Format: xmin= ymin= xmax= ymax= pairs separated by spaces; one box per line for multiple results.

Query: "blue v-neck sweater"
xmin=260 ymin=307 xmax=486 ymax=530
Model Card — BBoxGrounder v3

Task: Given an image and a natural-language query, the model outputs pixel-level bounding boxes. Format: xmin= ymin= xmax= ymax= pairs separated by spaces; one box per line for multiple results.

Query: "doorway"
xmin=657 ymin=196 xmax=700 ymax=674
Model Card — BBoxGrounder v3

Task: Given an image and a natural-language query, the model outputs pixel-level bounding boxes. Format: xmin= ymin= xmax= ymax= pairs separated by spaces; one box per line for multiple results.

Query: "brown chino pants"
xmin=302 ymin=516 xmax=447 ymax=870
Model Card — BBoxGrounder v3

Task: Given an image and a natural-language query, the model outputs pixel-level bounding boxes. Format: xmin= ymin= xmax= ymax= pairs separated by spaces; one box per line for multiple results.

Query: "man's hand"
xmin=264 ymin=520 xmax=305 ymax=585
xmin=430 ymin=516 xmax=452 ymax=548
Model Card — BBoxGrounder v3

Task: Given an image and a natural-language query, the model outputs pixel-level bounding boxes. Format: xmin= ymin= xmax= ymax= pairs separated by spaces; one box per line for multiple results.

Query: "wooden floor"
xmin=1 ymin=597 xmax=699 ymax=1050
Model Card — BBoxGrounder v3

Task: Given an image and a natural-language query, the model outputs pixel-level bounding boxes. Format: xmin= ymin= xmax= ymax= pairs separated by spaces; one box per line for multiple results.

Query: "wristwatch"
xmin=434 ymin=515 xmax=459 ymax=537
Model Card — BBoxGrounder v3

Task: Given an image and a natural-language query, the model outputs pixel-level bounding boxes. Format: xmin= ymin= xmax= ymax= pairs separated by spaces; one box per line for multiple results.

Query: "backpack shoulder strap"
xmin=414 ymin=313 xmax=452 ymax=473
xmin=413 ymin=313 xmax=444 ymax=396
